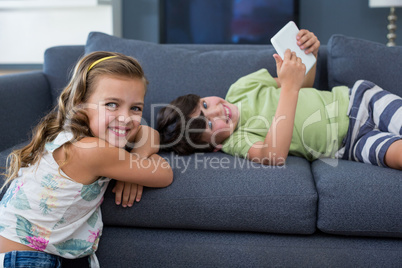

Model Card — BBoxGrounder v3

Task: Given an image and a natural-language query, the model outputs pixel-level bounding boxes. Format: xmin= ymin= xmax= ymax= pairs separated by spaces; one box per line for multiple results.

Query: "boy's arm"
xmin=247 ymin=49 xmax=306 ymax=165
xmin=298 ymin=29 xmax=319 ymax=88
xmin=275 ymin=29 xmax=320 ymax=89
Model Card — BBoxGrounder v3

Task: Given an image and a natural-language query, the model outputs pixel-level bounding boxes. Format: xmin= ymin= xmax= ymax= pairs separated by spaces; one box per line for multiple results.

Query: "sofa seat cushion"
xmin=83 ymin=227 xmax=402 ymax=268
xmin=101 ymin=153 xmax=317 ymax=235
xmin=312 ymin=159 xmax=402 ymax=238
xmin=327 ymin=34 xmax=402 ymax=97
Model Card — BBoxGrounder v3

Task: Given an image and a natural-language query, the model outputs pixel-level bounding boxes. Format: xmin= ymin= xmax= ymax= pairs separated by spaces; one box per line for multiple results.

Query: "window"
xmin=160 ymin=0 xmax=298 ymax=44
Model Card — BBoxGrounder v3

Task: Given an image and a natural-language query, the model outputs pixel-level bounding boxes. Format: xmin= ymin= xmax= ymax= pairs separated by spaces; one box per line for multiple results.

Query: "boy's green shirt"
xmin=221 ymin=69 xmax=350 ymax=161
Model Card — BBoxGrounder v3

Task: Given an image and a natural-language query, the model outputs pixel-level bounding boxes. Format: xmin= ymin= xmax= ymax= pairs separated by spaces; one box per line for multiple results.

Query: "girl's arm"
xmin=86 ymin=141 xmax=172 ymax=187
xmin=247 ymin=49 xmax=305 ymax=165
xmin=126 ymin=125 xmax=160 ymax=156
xmin=112 ymin=126 xmax=161 ymax=206
xmin=55 ymin=134 xmax=173 ymax=187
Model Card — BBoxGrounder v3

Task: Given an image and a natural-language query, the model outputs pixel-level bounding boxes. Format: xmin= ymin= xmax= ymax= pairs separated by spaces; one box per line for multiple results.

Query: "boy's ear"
xmin=213 ymin=144 xmax=223 ymax=152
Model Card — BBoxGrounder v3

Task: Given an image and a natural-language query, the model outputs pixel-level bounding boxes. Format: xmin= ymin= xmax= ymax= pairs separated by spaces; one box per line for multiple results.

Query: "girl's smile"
xmin=109 ymin=126 xmax=131 ymax=137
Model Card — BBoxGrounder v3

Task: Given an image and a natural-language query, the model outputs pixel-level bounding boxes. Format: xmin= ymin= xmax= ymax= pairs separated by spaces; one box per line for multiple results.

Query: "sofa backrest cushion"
xmin=327 ymin=34 xmax=402 ymax=97
xmin=44 ymin=45 xmax=85 ymax=104
xmin=85 ymin=32 xmax=280 ymax=126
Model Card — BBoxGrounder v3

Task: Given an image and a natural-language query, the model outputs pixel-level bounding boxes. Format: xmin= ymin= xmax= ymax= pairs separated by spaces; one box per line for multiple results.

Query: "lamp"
xmin=369 ymin=0 xmax=402 ymax=46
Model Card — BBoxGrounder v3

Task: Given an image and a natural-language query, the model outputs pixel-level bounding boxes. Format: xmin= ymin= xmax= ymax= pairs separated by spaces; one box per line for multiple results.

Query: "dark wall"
xmin=122 ymin=0 xmax=402 ymax=45
xmin=299 ymin=0 xmax=402 ymax=44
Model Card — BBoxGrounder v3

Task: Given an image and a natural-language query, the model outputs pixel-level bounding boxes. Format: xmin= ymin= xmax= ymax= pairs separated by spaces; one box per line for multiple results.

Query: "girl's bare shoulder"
xmin=53 ymin=137 xmax=121 ymax=184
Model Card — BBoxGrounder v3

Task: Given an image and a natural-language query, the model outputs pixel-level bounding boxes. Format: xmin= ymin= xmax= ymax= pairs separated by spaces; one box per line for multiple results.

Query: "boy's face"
xmin=191 ymin=96 xmax=239 ymax=148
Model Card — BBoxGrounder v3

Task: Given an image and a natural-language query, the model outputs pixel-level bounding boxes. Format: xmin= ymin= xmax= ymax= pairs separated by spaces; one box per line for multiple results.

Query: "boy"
xmin=157 ymin=30 xmax=402 ymax=170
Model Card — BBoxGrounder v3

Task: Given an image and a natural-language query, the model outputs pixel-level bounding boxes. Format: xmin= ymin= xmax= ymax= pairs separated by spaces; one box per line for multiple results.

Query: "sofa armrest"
xmin=0 ymin=71 xmax=53 ymax=152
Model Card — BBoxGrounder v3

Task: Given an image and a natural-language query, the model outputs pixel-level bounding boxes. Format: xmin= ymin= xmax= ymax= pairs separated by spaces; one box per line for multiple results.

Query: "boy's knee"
xmin=384 ymin=140 xmax=402 ymax=170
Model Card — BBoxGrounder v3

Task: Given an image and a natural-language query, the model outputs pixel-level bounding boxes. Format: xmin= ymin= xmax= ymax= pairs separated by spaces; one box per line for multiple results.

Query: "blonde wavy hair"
xmin=1 ymin=51 xmax=148 ymax=192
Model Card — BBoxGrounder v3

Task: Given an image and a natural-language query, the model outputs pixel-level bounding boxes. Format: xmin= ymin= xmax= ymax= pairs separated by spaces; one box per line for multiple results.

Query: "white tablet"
xmin=270 ymin=21 xmax=316 ymax=75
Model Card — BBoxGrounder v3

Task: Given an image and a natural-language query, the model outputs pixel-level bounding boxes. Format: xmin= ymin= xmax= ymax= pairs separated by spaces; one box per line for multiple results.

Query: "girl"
xmin=0 ymin=51 xmax=173 ymax=267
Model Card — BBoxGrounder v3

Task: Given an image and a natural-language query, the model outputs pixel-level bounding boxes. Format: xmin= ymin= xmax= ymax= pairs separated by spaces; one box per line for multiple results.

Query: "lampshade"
xmin=369 ymin=0 xmax=402 ymax=7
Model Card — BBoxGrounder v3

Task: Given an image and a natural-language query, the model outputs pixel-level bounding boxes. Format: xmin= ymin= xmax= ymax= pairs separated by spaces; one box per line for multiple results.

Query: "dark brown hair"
xmin=157 ymin=94 xmax=213 ymax=155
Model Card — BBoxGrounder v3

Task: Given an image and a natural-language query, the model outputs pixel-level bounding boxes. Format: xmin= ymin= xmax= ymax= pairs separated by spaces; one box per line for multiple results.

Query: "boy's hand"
xmin=273 ymin=49 xmax=305 ymax=91
xmin=112 ymin=181 xmax=143 ymax=207
xmin=297 ymin=30 xmax=320 ymax=57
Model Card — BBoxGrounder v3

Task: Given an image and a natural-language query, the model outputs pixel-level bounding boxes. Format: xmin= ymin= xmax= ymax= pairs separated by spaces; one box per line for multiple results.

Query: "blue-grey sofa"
xmin=1 ymin=32 xmax=401 ymax=267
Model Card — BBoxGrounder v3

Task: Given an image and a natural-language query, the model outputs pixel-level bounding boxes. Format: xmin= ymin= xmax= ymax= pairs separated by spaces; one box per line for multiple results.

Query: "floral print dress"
xmin=0 ymin=131 xmax=110 ymax=267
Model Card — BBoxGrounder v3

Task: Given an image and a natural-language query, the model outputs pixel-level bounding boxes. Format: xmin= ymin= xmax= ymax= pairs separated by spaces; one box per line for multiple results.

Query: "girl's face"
xmin=191 ymin=96 xmax=239 ymax=147
xmin=85 ymin=75 xmax=146 ymax=148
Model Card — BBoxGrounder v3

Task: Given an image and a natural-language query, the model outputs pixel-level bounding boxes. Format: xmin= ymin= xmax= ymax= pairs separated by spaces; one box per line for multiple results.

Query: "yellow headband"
xmin=88 ymin=55 xmax=117 ymax=71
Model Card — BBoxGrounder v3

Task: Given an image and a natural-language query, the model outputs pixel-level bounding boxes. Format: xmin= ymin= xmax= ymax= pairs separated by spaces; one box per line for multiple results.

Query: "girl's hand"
xmin=273 ymin=49 xmax=305 ymax=92
xmin=112 ymin=180 xmax=143 ymax=207
xmin=111 ymin=126 xmax=161 ymax=207
xmin=297 ymin=29 xmax=320 ymax=57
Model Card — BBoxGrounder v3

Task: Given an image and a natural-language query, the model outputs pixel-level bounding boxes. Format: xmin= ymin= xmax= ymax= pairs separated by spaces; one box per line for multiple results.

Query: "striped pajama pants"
xmin=338 ymin=80 xmax=402 ymax=167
